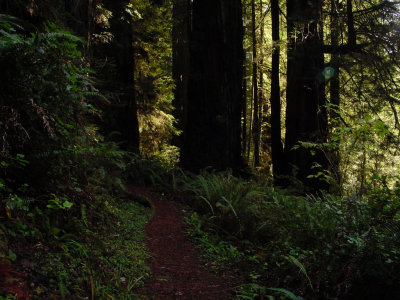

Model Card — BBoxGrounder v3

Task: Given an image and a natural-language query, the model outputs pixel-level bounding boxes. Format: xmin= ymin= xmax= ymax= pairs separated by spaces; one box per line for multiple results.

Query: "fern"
xmin=268 ymin=288 xmax=304 ymax=300
xmin=58 ymin=271 xmax=70 ymax=299
xmin=0 ymin=14 xmax=23 ymax=31
xmin=288 ymin=255 xmax=313 ymax=290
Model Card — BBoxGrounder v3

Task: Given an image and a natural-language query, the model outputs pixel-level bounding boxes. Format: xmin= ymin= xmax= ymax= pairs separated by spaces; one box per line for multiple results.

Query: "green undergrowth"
xmin=1 ymin=191 xmax=152 ymax=299
xmin=0 ymin=17 xmax=152 ymax=299
xmin=85 ymin=151 xmax=400 ymax=300
xmin=93 ymin=154 xmax=400 ymax=299
xmin=172 ymin=170 xmax=400 ymax=300
xmin=185 ymin=212 xmax=252 ymax=272
xmin=87 ymin=200 xmax=152 ymax=299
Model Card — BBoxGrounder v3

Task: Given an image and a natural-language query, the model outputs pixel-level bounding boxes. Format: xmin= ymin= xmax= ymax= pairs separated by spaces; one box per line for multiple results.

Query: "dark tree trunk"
xmin=87 ymin=0 xmax=96 ymax=56
xmin=270 ymin=0 xmax=284 ymax=180
xmin=172 ymin=0 xmax=190 ymax=149
xmin=242 ymin=53 xmax=248 ymax=157
xmin=329 ymin=0 xmax=342 ymax=189
xmin=64 ymin=0 xmax=89 ymax=38
xmin=251 ymin=0 xmax=260 ymax=167
xmin=258 ymin=0 xmax=268 ymax=167
xmin=285 ymin=0 xmax=328 ymax=191
xmin=258 ymin=62 xmax=264 ymax=166
xmin=247 ymin=85 xmax=253 ymax=159
xmin=347 ymin=0 xmax=356 ymax=47
xmin=102 ymin=0 xmax=140 ymax=152
xmin=330 ymin=0 xmax=341 ymax=122
xmin=182 ymin=0 xmax=243 ymax=172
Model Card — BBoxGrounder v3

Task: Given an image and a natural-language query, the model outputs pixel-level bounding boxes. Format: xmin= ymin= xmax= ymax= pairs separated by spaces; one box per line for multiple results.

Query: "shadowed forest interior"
xmin=1 ymin=0 xmax=400 ymax=299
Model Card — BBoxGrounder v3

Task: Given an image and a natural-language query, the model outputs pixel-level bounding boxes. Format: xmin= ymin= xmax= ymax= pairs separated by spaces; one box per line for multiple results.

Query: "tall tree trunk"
xmin=87 ymin=0 xmax=96 ymax=57
xmin=285 ymin=0 xmax=328 ymax=191
xmin=64 ymin=0 xmax=89 ymax=38
xmin=330 ymin=0 xmax=342 ymax=189
xmin=258 ymin=0 xmax=267 ymax=166
xmin=251 ymin=0 xmax=260 ymax=167
xmin=102 ymin=0 xmax=140 ymax=152
xmin=242 ymin=52 xmax=248 ymax=157
xmin=182 ymin=0 xmax=243 ymax=172
xmin=347 ymin=0 xmax=356 ymax=47
xmin=270 ymin=0 xmax=284 ymax=180
xmin=247 ymin=85 xmax=253 ymax=160
xmin=172 ymin=0 xmax=190 ymax=150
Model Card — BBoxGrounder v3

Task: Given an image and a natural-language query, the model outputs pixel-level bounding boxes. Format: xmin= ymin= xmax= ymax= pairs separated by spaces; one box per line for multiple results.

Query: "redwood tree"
xmin=172 ymin=0 xmax=190 ymax=149
xmin=251 ymin=0 xmax=260 ymax=167
xmin=181 ymin=0 xmax=243 ymax=172
xmin=100 ymin=0 xmax=140 ymax=152
xmin=270 ymin=0 xmax=284 ymax=180
xmin=284 ymin=0 xmax=328 ymax=190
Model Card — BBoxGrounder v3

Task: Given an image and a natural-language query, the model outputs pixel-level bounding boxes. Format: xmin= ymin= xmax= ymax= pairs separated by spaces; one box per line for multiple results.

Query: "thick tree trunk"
xmin=251 ymin=0 xmax=260 ymax=167
xmin=172 ymin=0 xmax=190 ymax=150
xmin=64 ymin=0 xmax=89 ymax=38
xmin=87 ymin=0 xmax=96 ymax=56
xmin=102 ymin=0 xmax=140 ymax=152
xmin=330 ymin=0 xmax=342 ymax=189
xmin=258 ymin=0 xmax=267 ymax=167
xmin=270 ymin=0 xmax=284 ymax=180
xmin=285 ymin=0 xmax=328 ymax=191
xmin=182 ymin=0 xmax=243 ymax=172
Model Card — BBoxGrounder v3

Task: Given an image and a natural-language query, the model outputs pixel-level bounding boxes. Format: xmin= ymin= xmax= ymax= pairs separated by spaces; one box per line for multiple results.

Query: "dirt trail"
xmin=0 ymin=260 xmax=30 ymax=299
xmin=132 ymin=186 xmax=237 ymax=300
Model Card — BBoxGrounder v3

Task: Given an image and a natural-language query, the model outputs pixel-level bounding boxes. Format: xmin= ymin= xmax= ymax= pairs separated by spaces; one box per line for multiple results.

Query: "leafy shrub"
xmin=122 ymin=153 xmax=178 ymax=190
xmin=0 ymin=16 xmax=145 ymax=298
xmin=181 ymin=171 xmax=264 ymax=238
xmin=180 ymin=170 xmax=400 ymax=299
xmin=251 ymin=190 xmax=400 ymax=298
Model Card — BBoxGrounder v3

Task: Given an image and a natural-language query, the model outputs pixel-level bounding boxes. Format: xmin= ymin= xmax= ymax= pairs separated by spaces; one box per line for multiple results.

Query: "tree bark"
xmin=347 ymin=0 xmax=356 ymax=47
xmin=258 ymin=0 xmax=267 ymax=167
xmin=285 ymin=0 xmax=328 ymax=191
xmin=329 ymin=0 xmax=342 ymax=189
xmin=172 ymin=0 xmax=190 ymax=150
xmin=182 ymin=0 xmax=243 ymax=172
xmin=242 ymin=52 xmax=248 ymax=157
xmin=102 ymin=0 xmax=140 ymax=152
xmin=251 ymin=0 xmax=260 ymax=167
xmin=270 ymin=0 xmax=284 ymax=180
xmin=247 ymin=84 xmax=253 ymax=160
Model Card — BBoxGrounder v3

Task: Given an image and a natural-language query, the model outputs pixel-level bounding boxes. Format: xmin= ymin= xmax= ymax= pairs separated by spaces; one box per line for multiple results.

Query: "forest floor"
xmin=0 ymin=184 xmax=239 ymax=299
xmin=0 ymin=260 xmax=30 ymax=299
xmin=132 ymin=185 xmax=238 ymax=300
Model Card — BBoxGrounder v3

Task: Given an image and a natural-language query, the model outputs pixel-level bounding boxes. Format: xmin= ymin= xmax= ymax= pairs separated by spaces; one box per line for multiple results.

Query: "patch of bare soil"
xmin=0 ymin=260 xmax=30 ymax=299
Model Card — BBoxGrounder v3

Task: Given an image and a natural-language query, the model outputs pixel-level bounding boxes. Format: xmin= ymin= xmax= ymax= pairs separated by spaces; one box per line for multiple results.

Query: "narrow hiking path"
xmin=131 ymin=186 xmax=238 ymax=300
xmin=0 ymin=261 xmax=30 ymax=299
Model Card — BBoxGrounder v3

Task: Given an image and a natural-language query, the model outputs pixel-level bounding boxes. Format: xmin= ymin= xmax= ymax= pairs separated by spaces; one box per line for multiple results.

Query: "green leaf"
xmin=268 ymin=288 xmax=304 ymax=300
xmin=8 ymin=249 xmax=17 ymax=261
xmin=63 ymin=201 xmax=73 ymax=209
xmin=52 ymin=227 xmax=61 ymax=235
xmin=288 ymin=255 xmax=313 ymax=290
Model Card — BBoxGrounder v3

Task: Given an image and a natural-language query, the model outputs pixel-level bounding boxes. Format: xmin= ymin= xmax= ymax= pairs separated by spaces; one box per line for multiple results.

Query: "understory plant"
xmin=180 ymin=170 xmax=400 ymax=299
xmin=0 ymin=16 xmax=151 ymax=299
